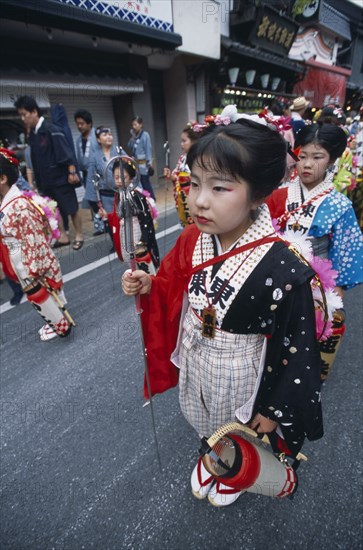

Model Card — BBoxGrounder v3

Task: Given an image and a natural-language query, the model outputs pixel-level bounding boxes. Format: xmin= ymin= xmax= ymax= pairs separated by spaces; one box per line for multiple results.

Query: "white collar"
xmin=0 ymin=183 xmax=21 ymax=210
xmin=34 ymin=116 xmax=45 ymax=134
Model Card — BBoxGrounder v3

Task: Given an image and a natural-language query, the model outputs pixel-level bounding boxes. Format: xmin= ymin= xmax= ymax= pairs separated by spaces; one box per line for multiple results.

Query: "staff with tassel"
xmin=110 ymin=151 xmax=163 ymax=472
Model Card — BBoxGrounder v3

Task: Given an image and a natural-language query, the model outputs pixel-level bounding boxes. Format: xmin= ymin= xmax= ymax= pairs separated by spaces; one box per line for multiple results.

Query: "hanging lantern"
xmin=260 ymin=74 xmax=270 ymax=89
xmin=245 ymin=69 xmax=256 ymax=86
xmin=271 ymin=77 xmax=281 ymax=91
xmin=228 ymin=67 xmax=240 ymax=86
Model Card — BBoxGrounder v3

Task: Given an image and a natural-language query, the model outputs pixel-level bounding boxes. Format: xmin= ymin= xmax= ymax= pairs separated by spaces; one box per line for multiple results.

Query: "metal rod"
xmin=106 ymin=151 xmax=163 ymax=472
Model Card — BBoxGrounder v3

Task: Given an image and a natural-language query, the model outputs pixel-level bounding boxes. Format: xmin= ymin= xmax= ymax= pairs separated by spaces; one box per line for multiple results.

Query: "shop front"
xmin=211 ymin=37 xmax=305 ymax=115
xmin=211 ymin=4 xmax=304 ymax=115
xmin=0 ymin=0 xmax=182 ymax=179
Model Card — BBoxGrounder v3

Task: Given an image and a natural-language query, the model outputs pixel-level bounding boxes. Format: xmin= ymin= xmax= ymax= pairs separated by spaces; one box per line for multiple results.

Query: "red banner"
xmin=293 ymin=61 xmax=350 ymax=108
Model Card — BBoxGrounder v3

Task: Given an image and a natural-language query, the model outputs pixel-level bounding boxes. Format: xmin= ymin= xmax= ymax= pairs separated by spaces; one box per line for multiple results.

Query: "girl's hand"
xmin=334 ymin=285 xmax=344 ymax=299
xmin=122 ymin=269 xmax=151 ymax=296
xmin=98 ymin=207 xmax=107 ymax=220
xmin=250 ymin=413 xmax=278 ymax=434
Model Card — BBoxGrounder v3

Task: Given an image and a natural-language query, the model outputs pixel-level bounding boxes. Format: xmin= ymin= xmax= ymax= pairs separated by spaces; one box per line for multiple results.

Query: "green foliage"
xmin=292 ymin=0 xmax=311 ymax=17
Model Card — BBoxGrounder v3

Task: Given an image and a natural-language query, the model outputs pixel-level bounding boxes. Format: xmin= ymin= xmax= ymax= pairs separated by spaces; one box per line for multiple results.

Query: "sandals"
xmin=72 ymin=240 xmax=84 ymax=251
xmin=52 ymin=240 xmax=70 ymax=248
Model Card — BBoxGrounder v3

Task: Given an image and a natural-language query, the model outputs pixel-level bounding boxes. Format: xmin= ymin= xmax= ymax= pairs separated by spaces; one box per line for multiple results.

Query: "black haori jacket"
xmin=140 ymin=225 xmax=323 ymax=455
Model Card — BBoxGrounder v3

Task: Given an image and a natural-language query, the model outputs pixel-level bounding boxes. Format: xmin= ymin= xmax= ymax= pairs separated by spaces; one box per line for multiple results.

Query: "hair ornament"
xmin=95 ymin=127 xmax=111 ymax=137
xmin=287 ymin=144 xmax=301 ymax=162
xmin=257 ymin=108 xmax=292 ymax=134
xmin=220 ymin=105 xmax=269 ymax=127
xmin=192 ymin=111 xmax=231 ymax=133
xmin=319 ymin=105 xmax=346 ymax=125
xmin=0 ymin=148 xmax=19 ymax=167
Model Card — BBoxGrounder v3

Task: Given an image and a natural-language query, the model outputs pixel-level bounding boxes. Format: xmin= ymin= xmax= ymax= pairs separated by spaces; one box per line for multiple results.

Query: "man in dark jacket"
xmin=14 ymin=95 xmax=84 ymax=250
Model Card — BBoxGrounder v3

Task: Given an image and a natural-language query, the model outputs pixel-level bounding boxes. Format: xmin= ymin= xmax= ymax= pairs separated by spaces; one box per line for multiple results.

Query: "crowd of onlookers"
xmin=0 ymin=95 xmax=155 ymax=304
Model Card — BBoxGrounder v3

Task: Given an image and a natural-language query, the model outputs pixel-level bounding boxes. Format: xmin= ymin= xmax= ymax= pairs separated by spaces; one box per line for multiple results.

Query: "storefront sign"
xmin=54 ymin=0 xmax=174 ymax=32
xmin=248 ymin=5 xmax=299 ymax=56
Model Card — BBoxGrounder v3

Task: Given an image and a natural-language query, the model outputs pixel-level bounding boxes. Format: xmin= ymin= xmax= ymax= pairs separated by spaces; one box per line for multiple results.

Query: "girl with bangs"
xmin=267 ymin=123 xmax=362 ymax=381
xmin=163 ymin=122 xmax=200 ymax=227
xmin=122 ymin=110 xmax=323 ymax=507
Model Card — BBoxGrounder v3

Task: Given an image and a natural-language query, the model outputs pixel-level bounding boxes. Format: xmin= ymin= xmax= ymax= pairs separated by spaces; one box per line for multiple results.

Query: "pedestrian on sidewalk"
xmin=14 ymin=95 xmax=84 ymax=251
xmin=74 ymin=109 xmax=97 ymax=188
xmin=85 ymin=126 xmax=119 ymax=249
xmin=74 ymin=109 xmax=102 ymax=236
xmin=122 ymin=109 xmax=323 ymax=507
xmin=127 ymin=116 xmax=156 ymax=200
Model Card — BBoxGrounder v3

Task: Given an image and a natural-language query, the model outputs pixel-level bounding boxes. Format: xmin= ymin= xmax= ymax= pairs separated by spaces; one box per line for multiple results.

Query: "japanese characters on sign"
xmin=248 ymin=6 xmax=299 ymax=56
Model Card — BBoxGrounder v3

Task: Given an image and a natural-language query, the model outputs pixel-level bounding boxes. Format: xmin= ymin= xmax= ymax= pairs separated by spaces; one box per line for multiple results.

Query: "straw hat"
xmin=291 ymin=96 xmax=309 ymax=111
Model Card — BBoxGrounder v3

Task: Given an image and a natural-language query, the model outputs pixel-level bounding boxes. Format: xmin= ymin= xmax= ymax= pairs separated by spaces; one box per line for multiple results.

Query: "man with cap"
xmin=290 ymin=96 xmax=309 ymax=137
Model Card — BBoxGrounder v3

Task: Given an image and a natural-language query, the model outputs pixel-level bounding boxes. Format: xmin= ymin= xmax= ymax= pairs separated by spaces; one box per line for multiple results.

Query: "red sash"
xmin=0 ymin=236 xmax=18 ymax=281
xmin=190 ymin=235 xmax=280 ymax=275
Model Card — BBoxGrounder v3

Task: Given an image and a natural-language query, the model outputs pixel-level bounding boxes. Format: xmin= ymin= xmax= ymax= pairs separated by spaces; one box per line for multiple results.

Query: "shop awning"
xmin=293 ymin=59 xmax=352 ymax=107
xmin=222 ymin=37 xmax=305 ymax=75
xmin=1 ymin=0 xmax=182 ymax=50
xmin=0 ymin=39 xmax=144 ymax=109
xmin=0 ymin=77 xmax=144 ymax=110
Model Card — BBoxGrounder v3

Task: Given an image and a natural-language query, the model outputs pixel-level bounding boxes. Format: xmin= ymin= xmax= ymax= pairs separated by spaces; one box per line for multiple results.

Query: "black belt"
xmin=99 ymin=189 xmax=115 ymax=197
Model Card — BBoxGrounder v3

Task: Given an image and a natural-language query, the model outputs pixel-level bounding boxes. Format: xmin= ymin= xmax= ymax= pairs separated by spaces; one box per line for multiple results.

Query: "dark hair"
xmin=269 ymin=100 xmax=284 ymax=117
xmin=132 ymin=116 xmax=143 ymax=124
xmin=318 ymin=105 xmax=346 ymax=126
xmin=186 ymin=120 xmax=287 ymax=201
xmin=14 ymin=95 xmax=41 ymax=116
xmin=112 ymin=159 xmax=136 ymax=180
xmin=95 ymin=126 xmax=111 ymax=138
xmin=74 ymin=109 xmax=93 ymax=125
xmin=182 ymin=124 xmax=200 ymax=142
xmin=0 ymin=155 xmax=19 ymax=186
xmin=294 ymin=123 xmax=347 ymax=161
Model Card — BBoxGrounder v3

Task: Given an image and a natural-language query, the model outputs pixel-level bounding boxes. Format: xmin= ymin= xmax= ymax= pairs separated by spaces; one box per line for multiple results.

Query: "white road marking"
xmin=0 ymin=223 xmax=181 ymax=315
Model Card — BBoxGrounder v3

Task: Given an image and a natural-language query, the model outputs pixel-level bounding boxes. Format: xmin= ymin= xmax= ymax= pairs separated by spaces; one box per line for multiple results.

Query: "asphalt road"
xmin=0 ymin=211 xmax=362 ymax=550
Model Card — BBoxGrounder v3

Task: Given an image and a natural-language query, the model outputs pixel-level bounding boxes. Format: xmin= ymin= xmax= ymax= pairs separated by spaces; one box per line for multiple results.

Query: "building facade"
xmin=1 ymin=0 xmax=362 ymax=181
xmin=0 ymin=0 xmax=220 ymax=177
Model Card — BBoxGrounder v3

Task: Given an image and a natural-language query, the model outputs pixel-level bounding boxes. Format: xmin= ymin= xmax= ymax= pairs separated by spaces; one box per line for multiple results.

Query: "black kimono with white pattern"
xmin=141 ymin=226 xmax=324 ymax=455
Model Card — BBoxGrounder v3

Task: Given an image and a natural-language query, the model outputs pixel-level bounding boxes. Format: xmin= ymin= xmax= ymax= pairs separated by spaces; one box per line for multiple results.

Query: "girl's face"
xmin=180 ymin=132 xmax=192 ymax=154
xmin=188 ymin=161 xmax=259 ymax=251
xmin=297 ymin=143 xmax=331 ymax=190
xmin=113 ymin=167 xmax=131 ymax=188
xmin=0 ymin=174 xmax=10 ymax=197
xmin=97 ymin=131 xmax=113 ymax=147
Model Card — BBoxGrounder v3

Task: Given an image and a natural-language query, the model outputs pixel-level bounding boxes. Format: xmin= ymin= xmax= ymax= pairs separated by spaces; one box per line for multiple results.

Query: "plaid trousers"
xmin=178 ymin=307 xmax=264 ymax=437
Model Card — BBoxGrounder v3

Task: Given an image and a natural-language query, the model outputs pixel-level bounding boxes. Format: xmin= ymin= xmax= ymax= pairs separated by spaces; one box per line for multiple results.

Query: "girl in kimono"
xmin=267 ymin=124 xmax=362 ymax=380
xmin=164 ymin=123 xmax=200 ymax=227
xmin=0 ymin=149 xmax=72 ymax=341
xmin=100 ymin=159 xmax=159 ymax=274
xmin=122 ymin=114 xmax=323 ymax=507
